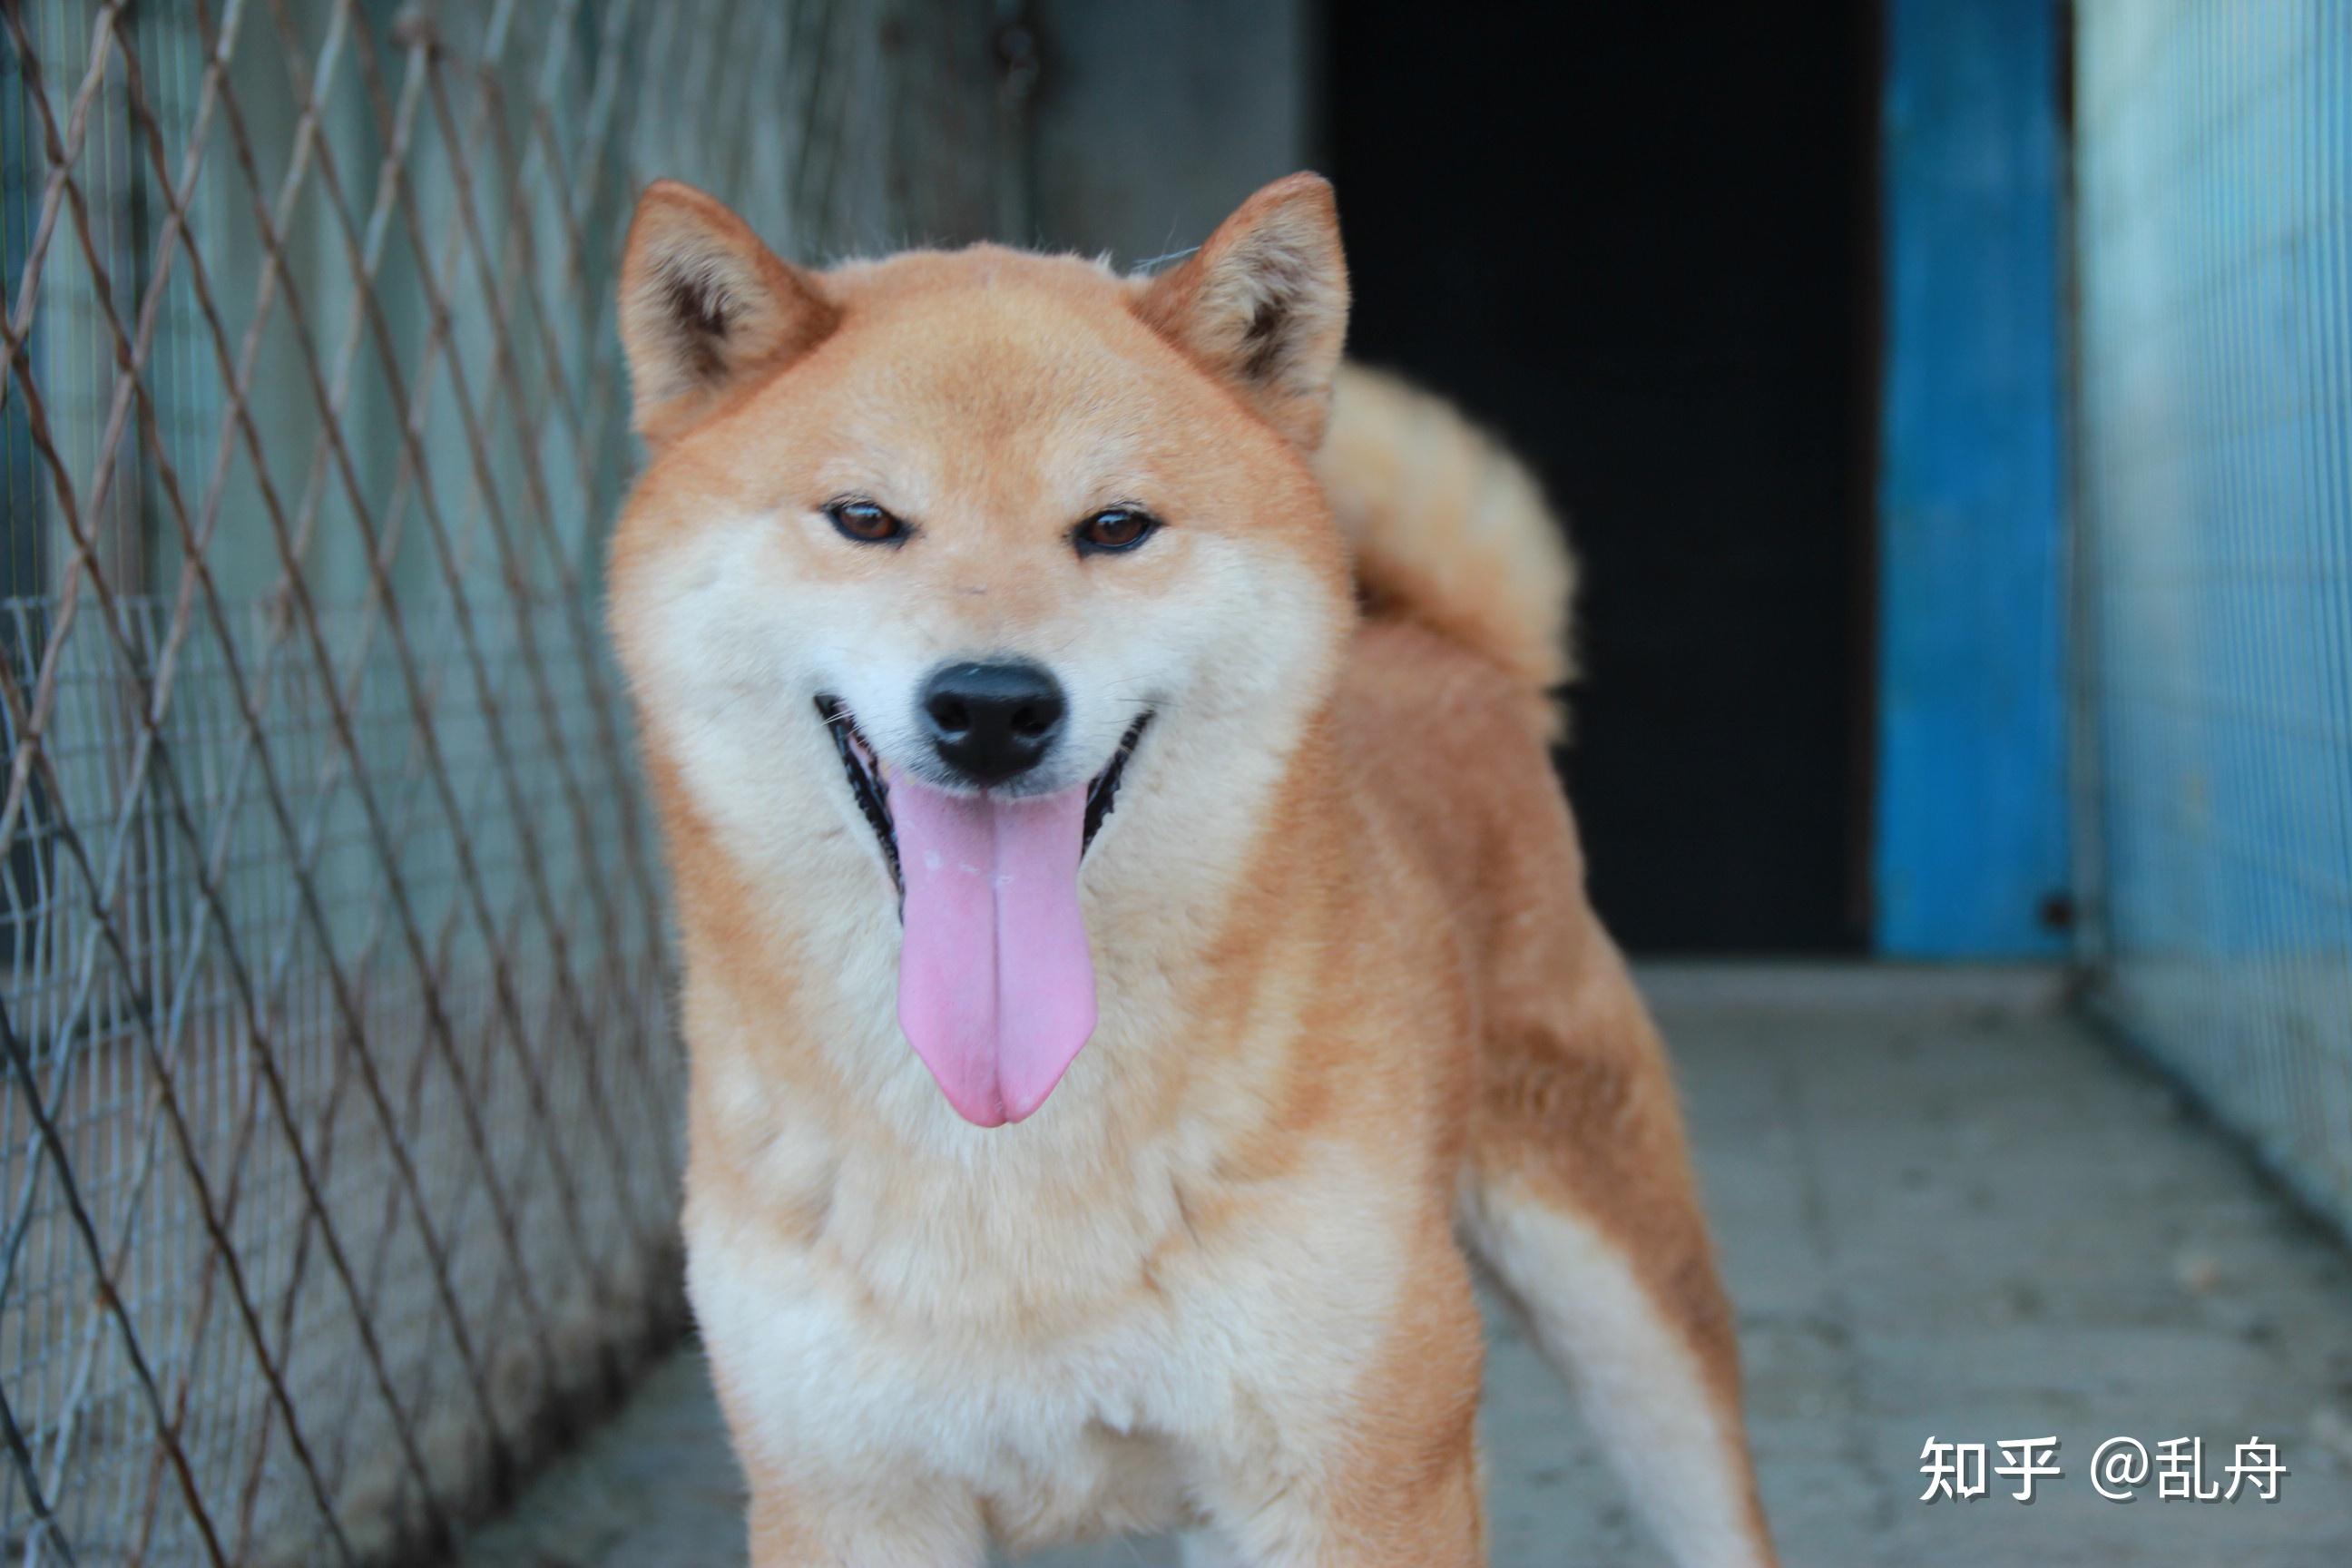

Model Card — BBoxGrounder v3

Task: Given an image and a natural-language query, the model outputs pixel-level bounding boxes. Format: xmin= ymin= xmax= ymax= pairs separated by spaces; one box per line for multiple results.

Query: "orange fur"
xmin=607 ymin=173 xmax=1773 ymax=1567
xmin=1318 ymin=365 xmax=1579 ymax=702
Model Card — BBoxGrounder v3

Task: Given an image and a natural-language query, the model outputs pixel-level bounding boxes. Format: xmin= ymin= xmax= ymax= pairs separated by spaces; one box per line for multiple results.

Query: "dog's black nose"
xmin=918 ymin=661 xmax=1066 ymax=787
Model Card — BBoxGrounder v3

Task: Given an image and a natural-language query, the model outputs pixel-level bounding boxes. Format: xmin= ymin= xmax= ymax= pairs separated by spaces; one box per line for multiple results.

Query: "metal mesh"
xmin=0 ymin=1 xmax=1009 ymax=1562
xmin=2073 ymin=2 xmax=2352 ymax=1239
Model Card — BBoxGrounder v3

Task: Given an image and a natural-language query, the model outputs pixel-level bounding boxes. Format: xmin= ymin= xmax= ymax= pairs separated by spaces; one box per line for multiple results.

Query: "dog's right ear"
xmin=618 ymin=180 xmax=838 ymax=446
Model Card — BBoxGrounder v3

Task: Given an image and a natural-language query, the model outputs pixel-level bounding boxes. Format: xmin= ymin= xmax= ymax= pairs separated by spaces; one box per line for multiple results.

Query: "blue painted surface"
xmin=1874 ymin=0 xmax=2072 ymax=955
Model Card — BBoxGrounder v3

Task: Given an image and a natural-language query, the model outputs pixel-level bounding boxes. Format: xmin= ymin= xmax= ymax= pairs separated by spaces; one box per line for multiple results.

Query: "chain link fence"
xmin=2073 ymin=1 xmax=2352 ymax=1240
xmin=0 ymin=1 xmax=1012 ymax=1562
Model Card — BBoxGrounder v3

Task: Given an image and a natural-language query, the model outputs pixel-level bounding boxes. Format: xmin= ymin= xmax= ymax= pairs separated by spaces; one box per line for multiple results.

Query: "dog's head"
xmin=609 ymin=175 xmax=1354 ymax=1128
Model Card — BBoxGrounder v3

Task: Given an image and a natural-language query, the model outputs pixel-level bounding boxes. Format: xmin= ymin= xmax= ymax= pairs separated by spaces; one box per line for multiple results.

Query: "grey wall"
xmin=1024 ymin=0 xmax=1312 ymax=261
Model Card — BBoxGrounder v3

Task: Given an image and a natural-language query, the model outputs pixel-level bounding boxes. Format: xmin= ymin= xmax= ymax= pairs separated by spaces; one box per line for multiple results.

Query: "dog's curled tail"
xmin=1316 ymin=364 xmax=1577 ymax=706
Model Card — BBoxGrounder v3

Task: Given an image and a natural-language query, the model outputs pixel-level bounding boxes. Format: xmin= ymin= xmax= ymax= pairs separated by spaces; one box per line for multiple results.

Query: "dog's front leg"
xmin=740 ymin=1458 xmax=986 ymax=1568
xmin=1187 ymin=1245 xmax=1489 ymax=1568
xmin=1189 ymin=1407 xmax=1486 ymax=1568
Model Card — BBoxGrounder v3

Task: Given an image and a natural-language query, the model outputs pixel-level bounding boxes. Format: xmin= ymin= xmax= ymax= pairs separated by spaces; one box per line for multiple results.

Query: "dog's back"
xmin=1323 ymin=367 xmax=1779 ymax=1568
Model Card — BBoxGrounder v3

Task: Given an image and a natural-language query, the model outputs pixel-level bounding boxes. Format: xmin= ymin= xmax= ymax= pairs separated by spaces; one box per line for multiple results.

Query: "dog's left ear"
xmin=618 ymin=179 xmax=839 ymax=446
xmin=1133 ymin=172 xmax=1349 ymax=449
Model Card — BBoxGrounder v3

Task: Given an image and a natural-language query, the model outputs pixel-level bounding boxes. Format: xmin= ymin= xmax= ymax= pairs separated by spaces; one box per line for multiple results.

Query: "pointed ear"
xmin=1132 ymin=173 xmax=1350 ymax=448
xmin=618 ymin=180 xmax=838 ymax=445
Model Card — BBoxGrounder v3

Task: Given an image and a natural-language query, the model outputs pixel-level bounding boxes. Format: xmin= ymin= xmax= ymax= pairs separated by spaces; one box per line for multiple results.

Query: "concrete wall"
xmin=1024 ymin=0 xmax=1312 ymax=261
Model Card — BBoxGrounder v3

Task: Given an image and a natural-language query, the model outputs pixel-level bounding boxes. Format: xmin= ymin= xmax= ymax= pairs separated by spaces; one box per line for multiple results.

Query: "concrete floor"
xmin=455 ymin=967 xmax=2352 ymax=1566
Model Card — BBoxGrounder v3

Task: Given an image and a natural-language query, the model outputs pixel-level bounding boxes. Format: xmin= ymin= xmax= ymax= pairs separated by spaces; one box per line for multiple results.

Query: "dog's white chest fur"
xmin=684 ymin=1099 xmax=1406 ymax=1549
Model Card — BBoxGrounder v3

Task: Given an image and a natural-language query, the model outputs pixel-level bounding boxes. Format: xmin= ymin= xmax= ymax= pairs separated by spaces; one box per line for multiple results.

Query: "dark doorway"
xmin=1324 ymin=4 xmax=1878 ymax=953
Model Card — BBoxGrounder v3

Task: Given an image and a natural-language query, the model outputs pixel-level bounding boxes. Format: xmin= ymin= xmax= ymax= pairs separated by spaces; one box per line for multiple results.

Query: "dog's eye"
xmin=828 ymin=499 xmax=906 ymax=545
xmin=1074 ymin=507 xmax=1157 ymax=556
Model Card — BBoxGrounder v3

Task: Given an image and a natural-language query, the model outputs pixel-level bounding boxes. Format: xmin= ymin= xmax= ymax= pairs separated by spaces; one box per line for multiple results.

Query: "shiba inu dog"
xmin=607 ymin=172 xmax=1777 ymax=1567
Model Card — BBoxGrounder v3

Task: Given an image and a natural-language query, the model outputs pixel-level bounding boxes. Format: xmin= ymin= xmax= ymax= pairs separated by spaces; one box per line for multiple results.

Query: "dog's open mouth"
xmin=813 ymin=695 xmax=1149 ymax=1127
xmin=815 ymin=696 xmax=1151 ymax=895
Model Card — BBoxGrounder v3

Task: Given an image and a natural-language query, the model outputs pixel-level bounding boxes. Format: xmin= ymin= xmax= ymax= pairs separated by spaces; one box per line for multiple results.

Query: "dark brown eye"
xmin=1074 ymin=507 xmax=1157 ymax=555
xmin=828 ymin=499 xmax=906 ymax=544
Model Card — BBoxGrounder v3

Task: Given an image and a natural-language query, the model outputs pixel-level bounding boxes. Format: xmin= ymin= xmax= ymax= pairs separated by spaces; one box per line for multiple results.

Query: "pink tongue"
xmin=889 ymin=775 xmax=1096 ymax=1126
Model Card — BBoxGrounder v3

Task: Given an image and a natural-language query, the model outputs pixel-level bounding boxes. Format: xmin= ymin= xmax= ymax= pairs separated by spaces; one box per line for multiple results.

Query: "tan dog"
xmin=607 ymin=172 xmax=1776 ymax=1568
